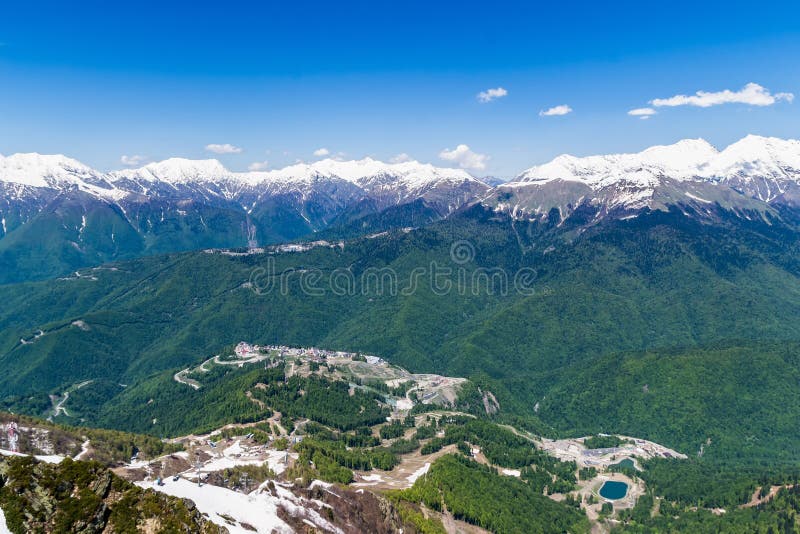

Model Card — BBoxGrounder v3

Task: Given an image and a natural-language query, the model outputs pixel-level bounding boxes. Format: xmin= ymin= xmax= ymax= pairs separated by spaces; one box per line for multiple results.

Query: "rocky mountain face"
xmin=0 ymin=156 xmax=490 ymax=283
xmin=485 ymin=135 xmax=800 ymax=222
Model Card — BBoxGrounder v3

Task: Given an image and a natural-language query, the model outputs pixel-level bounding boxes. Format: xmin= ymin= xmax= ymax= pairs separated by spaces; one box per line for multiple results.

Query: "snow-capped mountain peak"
xmin=705 ymin=135 xmax=800 ymax=175
xmin=638 ymin=138 xmax=718 ymax=169
xmin=256 ymin=157 xmax=478 ymax=188
xmin=699 ymin=135 xmax=800 ymax=201
xmin=0 ymin=151 xmax=489 ymax=215
xmin=0 ymin=153 xmax=101 ymax=188
xmin=4 ymin=135 xmax=800 ymax=245
xmin=514 ymin=138 xmax=720 ymax=188
xmin=112 ymin=158 xmax=231 ymax=184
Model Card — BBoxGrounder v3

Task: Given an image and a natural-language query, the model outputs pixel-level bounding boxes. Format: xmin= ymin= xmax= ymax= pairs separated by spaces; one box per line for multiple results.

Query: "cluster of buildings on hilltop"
xmin=232 ymin=342 xmax=386 ymax=365
xmin=234 ymin=342 xmax=258 ymax=358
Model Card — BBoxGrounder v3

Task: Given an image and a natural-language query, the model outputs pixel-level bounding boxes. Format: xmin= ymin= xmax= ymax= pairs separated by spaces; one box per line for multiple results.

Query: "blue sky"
xmin=1 ymin=0 xmax=799 ymax=176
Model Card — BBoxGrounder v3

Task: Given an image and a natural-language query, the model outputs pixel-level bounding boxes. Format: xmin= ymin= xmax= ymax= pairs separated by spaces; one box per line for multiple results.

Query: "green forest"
xmin=3 ymin=208 xmax=800 ymax=468
xmin=395 ymin=454 xmax=589 ymax=534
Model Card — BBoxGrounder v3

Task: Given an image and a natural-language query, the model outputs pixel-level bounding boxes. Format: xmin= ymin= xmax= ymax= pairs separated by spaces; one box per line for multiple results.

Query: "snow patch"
xmin=74 ymin=440 xmax=91 ymax=461
xmin=0 ymin=505 xmax=12 ymax=534
xmin=407 ymin=462 xmax=430 ymax=484
xmin=0 ymin=448 xmax=65 ymax=464
xmin=684 ymin=191 xmax=712 ymax=204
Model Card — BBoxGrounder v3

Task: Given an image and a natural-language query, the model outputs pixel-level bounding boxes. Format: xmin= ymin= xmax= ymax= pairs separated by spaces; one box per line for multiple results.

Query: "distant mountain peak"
xmin=141 ymin=157 xmax=229 ymax=181
xmin=258 ymin=157 xmax=479 ymax=188
xmin=108 ymin=158 xmax=232 ymax=186
xmin=0 ymin=152 xmax=100 ymax=188
xmin=639 ymin=138 xmax=718 ymax=161
xmin=514 ymin=138 xmax=721 ymax=188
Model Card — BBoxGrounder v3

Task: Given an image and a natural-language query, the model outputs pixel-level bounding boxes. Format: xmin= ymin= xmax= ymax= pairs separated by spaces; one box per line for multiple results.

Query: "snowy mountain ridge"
xmin=3 ymin=135 xmax=800 ymax=284
xmin=482 ymin=135 xmax=800 ymax=222
xmin=515 ymin=138 xmax=719 ymax=188
xmin=512 ymin=135 xmax=800 ymax=202
xmin=0 ymin=153 xmax=489 ymax=221
xmin=0 ymin=154 xmax=480 ymax=191
xmin=4 ymin=135 xmax=799 ymax=204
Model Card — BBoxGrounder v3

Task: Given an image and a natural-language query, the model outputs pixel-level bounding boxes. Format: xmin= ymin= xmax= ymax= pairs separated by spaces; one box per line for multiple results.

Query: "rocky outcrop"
xmin=0 ymin=456 xmax=222 ymax=533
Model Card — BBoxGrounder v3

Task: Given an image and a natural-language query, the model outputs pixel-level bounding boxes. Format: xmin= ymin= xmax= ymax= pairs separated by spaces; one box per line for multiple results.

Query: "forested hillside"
xmin=2 ymin=205 xmax=800 ymax=464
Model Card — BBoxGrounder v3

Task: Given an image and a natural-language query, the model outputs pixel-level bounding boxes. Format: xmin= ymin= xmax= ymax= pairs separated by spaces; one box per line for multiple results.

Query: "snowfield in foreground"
xmin=136 ymin=478 xmax=292 ymax=534
xmin=136 ymin=477 xmax=345 ymax=534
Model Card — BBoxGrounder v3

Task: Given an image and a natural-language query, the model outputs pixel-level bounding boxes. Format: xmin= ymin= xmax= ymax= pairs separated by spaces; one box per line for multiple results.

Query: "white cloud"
xmin=539 ymin=104 xmax=573 ymax=116
xmin=477 ymin=87 xmax=508 ymax=103
xmin=628 ymin=107 xmax=657 ymax=120
xmin=651 ymin=83 xmax=794 ymax=108
xmin=313 ymin=148 xmax=330 ymax=157
xmin=247 ymin=160 xmax=269 ymax=171
xmin=205 ymin=143 xmax=242 ymax=154
xmin=390 ymin=153 xmax=413 ymax=163
xmin=438 ymin=144 xmax=489 ymax=171
xmin=120 ymin=154 xmax=147 ymax=166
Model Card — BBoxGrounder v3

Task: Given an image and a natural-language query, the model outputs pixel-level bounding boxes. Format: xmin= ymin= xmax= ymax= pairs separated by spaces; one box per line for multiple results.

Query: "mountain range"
xmin=1 ymin=134 xmax=800 ymax=283
xmin=0 ymin=136 xmax=800 ymax=532
xmin=0 ymin=155 xmax=488 ymax=283
xmin=490 ymin=135 xmax=800 ymax=221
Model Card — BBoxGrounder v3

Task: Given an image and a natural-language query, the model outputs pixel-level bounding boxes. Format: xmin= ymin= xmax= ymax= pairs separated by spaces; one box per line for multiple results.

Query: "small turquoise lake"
xmin=612 ymin=458 xmax=635 ymax=469
xmin=599 ymin=481 xmax=628 ymax=500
